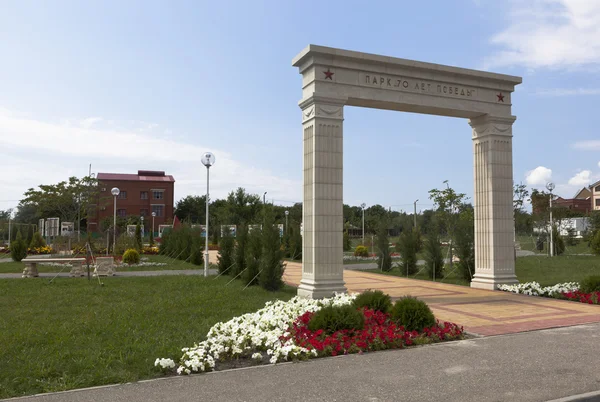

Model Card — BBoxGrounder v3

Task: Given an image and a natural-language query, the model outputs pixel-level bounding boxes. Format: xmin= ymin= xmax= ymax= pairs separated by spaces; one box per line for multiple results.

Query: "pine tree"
xmin=135 ymin=223 xmax=142 ymax=251
xmin=29 ymin=231 xmax=46 ymax=249
xmin=423 ymin=230 xmax=444 ymax=279
xmin=259 ymin=207 xmax=284 ymax=291
xmin=244 ymin=227 xmax=262 ymax=285
xmin=397 ymin=228 xmax=418 ymax=275
xmin=376 ymin=221 xmax=392 ymax=272
xmin=217 ymin=227 xmax=235 ymax=275
xmin=10 ymin=230 xmax=28 ymax=262
xmin=232 ymin=224 xmax=248 ymax=278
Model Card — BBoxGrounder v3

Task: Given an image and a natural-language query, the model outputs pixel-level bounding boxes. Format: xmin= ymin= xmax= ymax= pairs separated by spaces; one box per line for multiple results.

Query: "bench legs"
xmin=22 ymin=263 xmax=39 ymax=278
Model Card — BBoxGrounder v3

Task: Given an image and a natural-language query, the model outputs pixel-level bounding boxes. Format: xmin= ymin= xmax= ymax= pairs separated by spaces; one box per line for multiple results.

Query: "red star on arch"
xmin=323 ymin=68 xmax=334 ymax=80
xmin=497 ymin=92 xmax=505 ymax=102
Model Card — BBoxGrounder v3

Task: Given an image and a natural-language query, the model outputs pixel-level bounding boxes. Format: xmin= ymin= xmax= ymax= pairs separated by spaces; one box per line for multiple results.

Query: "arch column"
xmin=470 ymin=115 xmax=519 ymax=290
xmin=297 ymin=96 xmax=346 ymax=299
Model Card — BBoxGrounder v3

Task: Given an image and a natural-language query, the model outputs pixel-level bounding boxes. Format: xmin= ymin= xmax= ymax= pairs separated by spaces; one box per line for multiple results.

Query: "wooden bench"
xmin=22 ymin=258 xmax=87 ymax=278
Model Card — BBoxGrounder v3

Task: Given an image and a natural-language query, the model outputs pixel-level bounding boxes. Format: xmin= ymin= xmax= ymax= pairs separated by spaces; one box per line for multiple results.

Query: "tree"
xmin=454 ymin=208 xmax=475 ymax=281
xmin=149 ymin=229 xmax=155 ymax=246
xmin=259 ymin=207 xmax=284 ymax=291
xmin=29 ymin=231 xmax=46 ymax=249
xmin=232 ymin=224 xmax=248 ymax=278
xmin=174 ymin=195 xmax=206 ymax=223
xmin=591 ymin=230 xmax=600 ymax=256
xmin=551 ymin=225 xmax=565 ymax=256
xmin=189 ymin=229 xmax=204 ymax=266
xmin=135 ymin=224 xmax=142 ymax=251
xmin=376 ymin=221 xmax=392 ymax=272
xmin=343 ymin=230 xmax=351 ymax=252
xmin=10 ymin=230 xmax=28 ymax=262
xmin=244 ymin=227 xmax=262 ymax=286
xmin=225 ymin=188 xmax=261 ymax=225
xmin=217 ymin=227 xmax=235 ymax=275
xmin=423 ymin=231 xmax=444 ymax=279
xmin=397 ymin=228 xmax=418 ymax=275
xmin=429 ymin=181 xmax=468 ymax=264
xmin=288 ymin=223 xmax=302 ymax=260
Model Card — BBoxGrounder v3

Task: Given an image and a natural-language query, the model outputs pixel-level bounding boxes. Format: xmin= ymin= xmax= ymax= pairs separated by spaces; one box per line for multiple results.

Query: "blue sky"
xmin=1 ymin=0 xmax=599 ymax=213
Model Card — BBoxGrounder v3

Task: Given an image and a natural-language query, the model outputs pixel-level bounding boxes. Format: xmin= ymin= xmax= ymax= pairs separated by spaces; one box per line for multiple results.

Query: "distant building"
xmin=591 ymin=180 xmax=600 ymax=211
xmin=553 ymin=187 xmax=592 ymax=214
xmin=88 ymin=170 xmax=175 ymax=233
xmin=534 ymin=217 xmax=590 ymax=238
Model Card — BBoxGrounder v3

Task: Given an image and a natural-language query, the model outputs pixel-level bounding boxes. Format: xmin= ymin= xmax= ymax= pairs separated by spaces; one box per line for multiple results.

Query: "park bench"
xmin=22 ymin=257 xmax=87 ymax=278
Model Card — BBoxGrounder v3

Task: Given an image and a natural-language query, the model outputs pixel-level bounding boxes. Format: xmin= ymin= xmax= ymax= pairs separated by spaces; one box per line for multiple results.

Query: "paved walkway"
xmin=0 ymin=269 xmax=218 ymax=279
xmin=284 ymin=262 xmax=600 ymax=336
xmin=6 ymin=323 xmax=600 ymax=402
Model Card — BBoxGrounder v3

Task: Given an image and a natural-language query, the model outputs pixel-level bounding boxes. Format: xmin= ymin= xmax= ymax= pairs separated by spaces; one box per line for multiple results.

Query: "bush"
xmin=580 ymin=276 xmax=600 ymax=293
xmin=232 ymin=224 xmax=248 ymax=278
xmin=115 ymin=234 xmax=138 ymax=255
xmin=391 ymin=296 xmax=436 ymax=332
xmin=423 ymin=231 xmax=444 ymax=279
xmin=376 ymin=222 xmax=392 ymax=272
xmin=308 ymin=305 xmax=365 ymax=333
xmin=590 ymin=230 xmax=600 ymax=256
xmin=243 ymin=227 xmax=262 ymax=286
xmin=354 ymin=245 xmax=369 ymax=257
xmin=259 ymin=207 xmax=284 ymax=291
xmin=189 ymin=230 xmax=204 ymax=266
xmin=10 ymin=230 xmax=28 ymax=262
xmin=135 ymin=224 xmax=142 ymax=251
xmin=122 ymin=248 xmax=140 ymax=265
xmin=551 ymin=226 xmax=565 ymax=256
xmin=217 ymin=226 xmax=235 ymax=275
xmin=29 ymin=231 xmax=46 ymax=249
xmin=353 ymin=290 xmax=392 ymax=313
xmin=397 ymin=228 xmax=418 ymax=275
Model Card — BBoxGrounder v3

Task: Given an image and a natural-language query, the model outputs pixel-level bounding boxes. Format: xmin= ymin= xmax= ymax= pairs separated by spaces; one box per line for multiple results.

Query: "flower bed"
xmin=498 ymin=281 xmax=599 ymax=305
xmin=155 ymin=293 xmax=463 ymax=374
xmin=562 ymin=290 xmax=600 ymax=304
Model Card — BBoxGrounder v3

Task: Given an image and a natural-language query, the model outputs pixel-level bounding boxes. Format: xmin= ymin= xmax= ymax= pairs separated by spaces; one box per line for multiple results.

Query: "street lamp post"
xmin=546 ymin=182 xmax=555 ymax=257
xmin=263 ymin=192 xmax=267 ymax=204
xmin=201 ymin=152 xmax=216 ymax=277
xmin=151 ymin=212 xmax=156 ymax=239
xmin=111 ymin=187 xmax=120 ymax=254
xmin=413 ymin=199 xmax=419 ymax=228
xmin=360 ymin=203 xmax=366 ymax=245
xmin=285 ymin=210 xmax=289 ymax=235
xmin=140 ymin=215 xmax=144 ymax=239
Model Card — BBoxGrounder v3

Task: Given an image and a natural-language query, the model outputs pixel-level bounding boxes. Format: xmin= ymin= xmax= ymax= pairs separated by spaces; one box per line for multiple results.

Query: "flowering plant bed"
xmin=561 ymin=290 xmax=600 ymax=304
xmin=498 ymin=281 xmax=599 ymax=305
xmin=155 ymin=293 xmax=464 ymax=375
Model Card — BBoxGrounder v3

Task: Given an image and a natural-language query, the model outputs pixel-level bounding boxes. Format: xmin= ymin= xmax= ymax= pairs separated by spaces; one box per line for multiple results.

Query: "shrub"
xmin=122 ymin=248 xmax=140 ymax=265
xmin=135 ymin=224 xmax=142 ymax=251
xmin=149 ymin=229 xmax=155 ymax=246
xmin=259 ymin=207 xmax=284 ymax=291
xmin=551 ymin=226 xmax=565 ymax=256
xmin=29 ymin=231 xmax=46 ymax=249
xmin=423 ymin=231 xmax=444 ymax=279
xmin=354 ymin=245 xmax=369 ymax=257
xmin=10 ymin=230 xmax=28 ymax=262
xmin=391 ymin=296 xmax=436 ymax=332
xmin=376 ymin=222 xmax=392 ymax=272
xmin=232 ymin=224 xmax=248 ymax=278
xmin=189 ymin=229 xmax=204 ymax=266
xmin=590 ymin=230 xmax=600 ymax=256
xmin=454 ymin=209 xmax=475 ymax=280
xmin=288 ymin=224 xmax=302 ymax=260
xmin=353 ymin=290 xmax=392 ymax=313
xmin=580 ymin=276 xmax=600 ymax=294
xmin=217 ymin=226 xmax=235 ymax=275
xmin=343 ymin=231 xmax=351 ymax=252
xmin=116 ymin=234 xmax=138 ymax=255
xmin=397 ymin=228 xmax=418 ymax=275
xmin=244 ymin=227 xmax=262 ymax=286
xmin=308 ymin=304 xmax=365 ymax=333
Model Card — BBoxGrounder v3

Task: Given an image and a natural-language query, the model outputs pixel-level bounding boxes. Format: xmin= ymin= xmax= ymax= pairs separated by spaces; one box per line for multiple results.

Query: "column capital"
xmin=299 ymin=94 xmax=346 ymax=123
xmin=469 ymin=115 xmax=516 ymax=139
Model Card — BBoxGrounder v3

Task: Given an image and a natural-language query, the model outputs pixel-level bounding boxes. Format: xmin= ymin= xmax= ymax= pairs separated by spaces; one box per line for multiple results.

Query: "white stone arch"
xmin=292 ymin=45 xmax=522 ymax=298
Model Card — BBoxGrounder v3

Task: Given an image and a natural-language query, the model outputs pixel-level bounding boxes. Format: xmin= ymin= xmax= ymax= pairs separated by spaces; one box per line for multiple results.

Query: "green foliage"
xmin=391 ymin=297 xmax=436 ymax=332
xmin=174 ymin=195 xmax=206 ymax=223
xmin=29 ymin=231 xmax=46 ymax=249
xmin=288 ymin=223 xmax=302 ymax=260
xmin=397 ymin=228 xmax=418 ymax=276
xmin=423 ymin=231 xmax=444 ymax=279
xmin=10 ymin=231 xmax=28 ymax=262
xmin=157 ymin=224 xmax=202 ymax=264
xmin=352 ymin=290 xmax=392 ymax=313
xmin=565 ymin=228 xmax=578 ymax=246
xmin=428 ymin=182 xmax=468 ymax=239
xmin=551 ymin=226 xmax=565 ymax=256
xmin=135 ymin=224 xmax=142 ymax=251
xmin=354 ymin=245 xmax=369 ymax=257
xmin=149 ymin=229 xmax=154 ymax=246
xmin=343 ymin=231 xmax=351 ymax=252
xmin=243 ymin=227 xmax=262 ymax=286
xmin=580 ymin=276 xmax=600 ymax=293
xmin=454 ymin=208 xmax=475 ymax=281
xmin=122 ymin=249 xmax=140 ymax=265
xmin=115 ymin=234 xmax=138 ymax=255
xmin=217 ymin=227 xmax=235 ymax=275
xmin=308 ymin=304 xmax=365 ymax=333
xmin=376 ymin=222 xmax=392 ymax=272
xmin=189 ymin=230 xmax=204 ymax=266
xmin=232 ymin=224 xmax=248 ymax=278
xmin=259 ymin=207 xmax=284 ymax=291
xmin=591 ymin=230 xmax=600 ymax=256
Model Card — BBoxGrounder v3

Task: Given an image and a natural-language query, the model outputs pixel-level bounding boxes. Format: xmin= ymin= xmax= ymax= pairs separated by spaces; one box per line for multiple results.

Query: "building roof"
xmin=573 ymin=187 xmax=592 ymax=199
xmin=97 ymin=170 xmax=175 ymax=183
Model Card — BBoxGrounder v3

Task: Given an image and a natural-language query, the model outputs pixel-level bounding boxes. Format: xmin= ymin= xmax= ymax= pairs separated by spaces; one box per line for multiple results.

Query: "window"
xmin=152 ymin=205 xmax=164 ymax=217
xmin=140 ymin=209 xmax=148 ymax=217
xmin=140 ymin=191 xmax=148 ymax=200
xmin=596 ymin=186 xmax=600 ymax=192
xmin=596 ymin=199 xmax=600 ymax=207
xmin=117 ymin=209 xmax=127 ymax=217
xmin=117 ymin=191 xmax=127 ymax=199
xmin=153 ymin=190 xmax=164 ymax=200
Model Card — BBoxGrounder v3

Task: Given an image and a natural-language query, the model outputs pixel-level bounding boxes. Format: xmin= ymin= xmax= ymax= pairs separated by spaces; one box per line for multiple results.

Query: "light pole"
xmin=413 ymin=199 xmax=419 ymax=228
xmin=546 ymin=182 xmax=555 ymax=257
xmin=140 ymin=215 xmax=144 ymax=239
xmin=361 ymin=203 xmax=366 ymax=245
xmin=285 ymin=210 xmax=289 ymax=235
xmin=263 ymin=192 xmax=267 ymax=204
xmin=151 ymin=212 xmax=156 ymax=239
xmin=111 ymin=187 xmax=120 ymax=254
xmin=201 ymin=152 xmax=216 ymax=277
xmin=7 ymin=211 xmax=12 ymax=245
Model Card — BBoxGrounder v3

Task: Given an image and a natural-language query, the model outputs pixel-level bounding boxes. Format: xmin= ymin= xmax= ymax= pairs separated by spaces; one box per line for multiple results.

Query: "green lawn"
xmin=0 ymin=276 xmax=294 ymax=399
xmin=516 ymin=235 xmax=593 ymax=256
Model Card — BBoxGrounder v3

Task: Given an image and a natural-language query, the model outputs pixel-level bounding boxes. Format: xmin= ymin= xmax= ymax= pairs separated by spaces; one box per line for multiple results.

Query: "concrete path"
xmin=0 ymin=269 xmax=218 ymax=279
xmin=283 ymin=262 xmax=600 ymax=336
xmin=6 ymin=323 xmax=600 ymax=402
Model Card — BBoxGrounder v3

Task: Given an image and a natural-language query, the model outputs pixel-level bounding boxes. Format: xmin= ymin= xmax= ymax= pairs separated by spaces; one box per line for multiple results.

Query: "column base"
xmin=297 ymin=278 xmax=346 ymax=299
xmin=470 ymin=273 xmax=519 ymax=291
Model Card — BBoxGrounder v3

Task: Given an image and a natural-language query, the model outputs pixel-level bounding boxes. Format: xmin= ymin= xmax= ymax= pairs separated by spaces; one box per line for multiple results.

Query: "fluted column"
xmin=470 ymin=115 xmax=519 ymax=290
xmin=297 ymin=96 xmax=346 ymax=299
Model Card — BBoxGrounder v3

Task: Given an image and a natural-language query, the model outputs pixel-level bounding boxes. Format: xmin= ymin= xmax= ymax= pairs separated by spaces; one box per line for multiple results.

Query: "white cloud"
xmin=536 ymin=88 xmax=600 ymax=96
xmin=484 ymin=0 xmax=600 ymax=69
xmin=0 ymin=108 xmax=301 ymax=209
xmin=572 ymin=140 xmax=600 ymax=151
xmin=568 ymin=170 xmax=592 ymax=186
xmin=525 ymin=166 xmax=552 ymax=185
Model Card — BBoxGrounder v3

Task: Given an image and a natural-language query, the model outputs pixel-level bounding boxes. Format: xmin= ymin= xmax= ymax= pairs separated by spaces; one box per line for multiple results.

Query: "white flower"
xmin=252 ymin=352 xmax=262 ymax=360
xmin=154 ymin=358 xmax=176 ymax=369
xmin=498 ymin=281 xmax=579 ymax=297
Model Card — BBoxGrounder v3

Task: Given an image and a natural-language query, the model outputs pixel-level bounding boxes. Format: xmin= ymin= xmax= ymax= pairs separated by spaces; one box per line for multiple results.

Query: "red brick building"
xmin=88 ymin=170 xmax=175 ymax=233
xmin=553 ymin=187 xmax=592 ymax=214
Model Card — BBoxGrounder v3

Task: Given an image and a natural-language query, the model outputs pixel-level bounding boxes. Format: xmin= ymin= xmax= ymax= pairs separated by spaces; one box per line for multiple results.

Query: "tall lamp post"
xmin=151 ymin=212 xmax=156 ymax=239
xmin=285 ymin=210 xmax=289 ymax=235
xmin=360 ymin=203 xmax=366 ymax=245
xmin=111 ymin=187 xmax=120 ymax=254
xmin=201 ymin=152 xmax=216 ymax=277
xmin=140 ymin=215 xmax=144 ymax=239
xmin=413 ymin=199 xmax=419 ymax=228
xmin=546 ymin=182 xmax=555 ymax=257
xmin=263 ymin=192 xmax=267 ymax=204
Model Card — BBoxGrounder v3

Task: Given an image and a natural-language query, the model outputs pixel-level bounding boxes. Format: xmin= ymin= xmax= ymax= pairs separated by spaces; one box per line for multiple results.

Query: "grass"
xmin=0 ymin=276 xmax=294 ymax=399
xmin=516 ymin=235 xmax=593 ymax=256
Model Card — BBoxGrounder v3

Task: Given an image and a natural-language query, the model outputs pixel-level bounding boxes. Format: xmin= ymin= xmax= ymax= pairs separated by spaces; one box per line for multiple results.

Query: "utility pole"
xmin=413 ymin=199 xmax=418 ymax=228
xmin=546 ymin=182 xmax=555 ymax=257
xmin=361 ymin=203 xmax=366 ymax=245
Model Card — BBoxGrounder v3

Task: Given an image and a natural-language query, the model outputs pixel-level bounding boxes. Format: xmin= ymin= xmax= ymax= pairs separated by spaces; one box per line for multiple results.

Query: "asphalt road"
xmin=7 ymin=323 xmax=600 ymax=402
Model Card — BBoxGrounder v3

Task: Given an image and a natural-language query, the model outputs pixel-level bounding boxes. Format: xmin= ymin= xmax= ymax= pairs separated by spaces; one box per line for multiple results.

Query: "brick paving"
xmin=283 ymin=262 xmax=600 ymax=336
